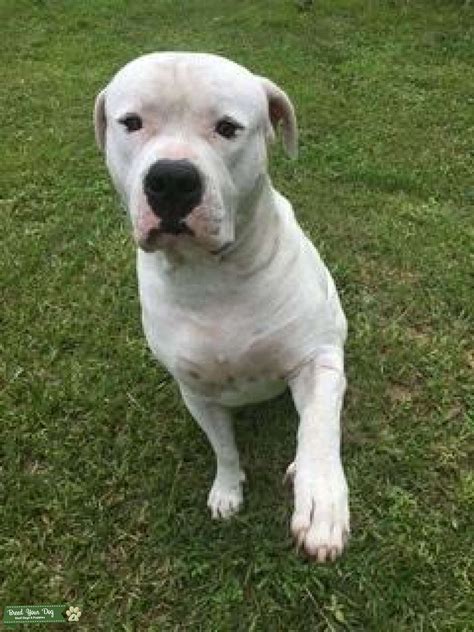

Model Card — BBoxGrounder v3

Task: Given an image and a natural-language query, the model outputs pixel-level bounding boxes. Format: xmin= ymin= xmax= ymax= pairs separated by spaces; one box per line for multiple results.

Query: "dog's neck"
xmin=225 ymin=174 xmax=279 ymax=261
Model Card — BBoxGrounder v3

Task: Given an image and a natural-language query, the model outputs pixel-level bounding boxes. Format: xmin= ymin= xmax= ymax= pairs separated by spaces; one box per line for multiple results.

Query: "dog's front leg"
xmin=287 ymin=349 xmax=350 ymax=562
xmin=180 ymin=388 xmax=245 ymax=519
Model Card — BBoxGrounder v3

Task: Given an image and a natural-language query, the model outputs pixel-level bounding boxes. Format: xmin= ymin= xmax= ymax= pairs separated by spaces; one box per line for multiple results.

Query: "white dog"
xmin=94 ymin=52 xmax=350 ymax=562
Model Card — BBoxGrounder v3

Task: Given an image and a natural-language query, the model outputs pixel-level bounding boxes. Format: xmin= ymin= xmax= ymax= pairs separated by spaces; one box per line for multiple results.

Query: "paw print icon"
xmin=65 ymin=606 xmax=82 ymax=622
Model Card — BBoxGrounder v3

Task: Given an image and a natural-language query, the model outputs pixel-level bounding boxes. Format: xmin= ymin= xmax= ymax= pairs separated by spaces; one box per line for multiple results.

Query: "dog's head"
xmin=94 ymin=52 xmax=297 ymax=254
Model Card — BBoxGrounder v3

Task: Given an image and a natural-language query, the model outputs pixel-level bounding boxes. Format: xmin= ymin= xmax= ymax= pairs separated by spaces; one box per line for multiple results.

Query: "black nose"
xmin=143 ymin=159 xmax=202 ymax=233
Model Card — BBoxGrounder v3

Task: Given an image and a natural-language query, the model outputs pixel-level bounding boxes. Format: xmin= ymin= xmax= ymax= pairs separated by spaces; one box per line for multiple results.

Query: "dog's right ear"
xmin=94 ymin=89 xmax=107 ymax=152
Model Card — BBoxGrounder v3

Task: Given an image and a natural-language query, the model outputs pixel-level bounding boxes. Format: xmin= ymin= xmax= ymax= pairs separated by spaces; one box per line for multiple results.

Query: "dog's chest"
xmin=180 ymin=323 xmax=286 ymax=401
xmin=141 ymin=291 xmax=288 ymax=404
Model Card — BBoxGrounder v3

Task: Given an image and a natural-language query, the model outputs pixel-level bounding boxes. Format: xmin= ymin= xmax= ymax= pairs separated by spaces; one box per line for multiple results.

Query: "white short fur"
xmin=94 ymin=52 xmax=350 ymax=562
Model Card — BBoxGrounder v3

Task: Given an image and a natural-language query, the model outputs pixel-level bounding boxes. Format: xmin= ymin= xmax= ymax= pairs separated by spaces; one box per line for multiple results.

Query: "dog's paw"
xmin=283 ymin=461 xmax=297 ymax=484
xmin=208 ymin=469 xmax=245 ymax=520
xmin=288 ymin=461 xmax=350 ymax=562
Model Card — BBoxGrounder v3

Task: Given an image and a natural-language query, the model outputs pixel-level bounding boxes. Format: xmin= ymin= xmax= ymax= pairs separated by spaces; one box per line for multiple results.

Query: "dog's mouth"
xmin=210 ymin=241 xmax=233 ymax=256
xmin=137 ymin=224 xmax=234 ymax=256
xmin=159 ymin=218 xmax=194 ymax=237
xmin=137 ymin=222 xmax=194 ymax=252
xmin=134 ymin=196 xmax=234 ymax=255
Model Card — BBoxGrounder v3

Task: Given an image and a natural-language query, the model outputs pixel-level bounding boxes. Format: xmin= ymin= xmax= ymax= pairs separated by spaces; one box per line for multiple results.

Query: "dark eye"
xmin=215 ymin=118 xmax=243 ymax=139
xmin=119 ymin=114 xmax=143 ymax=132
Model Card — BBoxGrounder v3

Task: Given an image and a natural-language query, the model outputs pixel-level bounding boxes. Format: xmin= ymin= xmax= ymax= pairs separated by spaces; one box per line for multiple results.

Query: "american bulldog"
xmin=94 ymin=52 xmax=350 ymax=562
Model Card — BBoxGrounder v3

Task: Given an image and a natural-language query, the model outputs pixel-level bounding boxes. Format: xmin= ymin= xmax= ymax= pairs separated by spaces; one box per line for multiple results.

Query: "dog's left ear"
xmin=93 ymin=88 xmax=107 ymax=153
xmin=258 ymin=77 xmax=298 ymax=159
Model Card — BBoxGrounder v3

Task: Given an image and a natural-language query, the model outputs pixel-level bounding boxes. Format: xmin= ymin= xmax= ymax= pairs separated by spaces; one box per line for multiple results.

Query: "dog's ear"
xmin=94 ymin=89 xmax=107 ymax=152
xmin=258 ymin=76 xmax=298 ymax=159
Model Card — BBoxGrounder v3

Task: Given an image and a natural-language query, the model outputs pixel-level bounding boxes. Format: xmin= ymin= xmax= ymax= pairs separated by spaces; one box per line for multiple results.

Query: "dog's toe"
xmin=207 ymin=472 xmax=244 ymax=520
xmin=283 ymin=461 xmax=296 ymax=485
xmin=290 ymin=464 xmax=350 ymax=562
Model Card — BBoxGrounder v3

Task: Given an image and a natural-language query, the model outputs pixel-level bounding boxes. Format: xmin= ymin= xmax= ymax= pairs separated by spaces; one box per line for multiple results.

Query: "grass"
xmin=1 ymin=0 xmax=473 ymax=629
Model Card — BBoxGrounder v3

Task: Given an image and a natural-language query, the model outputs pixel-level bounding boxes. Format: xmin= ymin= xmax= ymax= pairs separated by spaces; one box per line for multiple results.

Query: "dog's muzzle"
xmin=143 ymin=159 xmax=203 ymax=235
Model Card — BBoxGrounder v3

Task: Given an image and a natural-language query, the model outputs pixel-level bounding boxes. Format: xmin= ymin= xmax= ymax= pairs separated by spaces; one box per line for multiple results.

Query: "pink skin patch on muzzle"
xmin=134 ymin=209 xmax=161 ymax=249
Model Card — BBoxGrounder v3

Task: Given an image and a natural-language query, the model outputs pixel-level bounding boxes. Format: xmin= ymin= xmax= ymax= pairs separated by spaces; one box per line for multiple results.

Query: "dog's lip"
xmin=136 ymin=224 xmax=194 ymax=252
xmin=137 ymin=231 xmax=162 ymax=252
xmin=160 ymin=220 xmax=194 ymax=236
xmin=211 ymin=241 xmax=233 ymax=256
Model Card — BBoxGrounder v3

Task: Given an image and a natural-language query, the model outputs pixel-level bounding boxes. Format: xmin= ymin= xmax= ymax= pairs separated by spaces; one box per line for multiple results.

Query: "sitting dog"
xmin=94 ymin=52 xmax=350 ymax=562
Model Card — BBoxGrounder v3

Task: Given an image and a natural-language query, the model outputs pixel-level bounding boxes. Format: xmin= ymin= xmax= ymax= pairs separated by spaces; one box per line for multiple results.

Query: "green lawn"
xmin=1 ymin=0 xmax=473 ymax=629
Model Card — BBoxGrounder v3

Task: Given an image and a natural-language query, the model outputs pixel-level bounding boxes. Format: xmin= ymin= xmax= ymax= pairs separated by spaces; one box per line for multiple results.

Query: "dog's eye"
xmin=215 ymin=118 xmax=243 ymax=139
xmin=119 ymin=114 xmax=143 ymax=133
